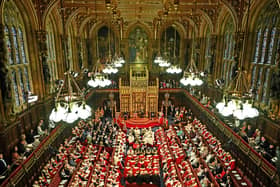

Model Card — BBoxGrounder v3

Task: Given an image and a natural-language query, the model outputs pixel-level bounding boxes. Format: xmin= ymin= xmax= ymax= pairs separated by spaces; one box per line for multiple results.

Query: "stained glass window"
xmin=224 ymin=33 xmax=229 ymax=58
xmin=251 ymin=66 xmax=257 ymax=89
xmin=251 ymin=1 xmax=279 ymax=105
xmin=4 ymin=26 xmax=14 ymax=65
xmin=260 ymin=28 xmax=268 ymax=64
xmin=229 ymin=34 xmax=234 ymax=59
xmin=12 ymin=71 xmax=20 ymax=106
xmin=11 ymin=26 xmax=20 ymax=64
xmin=256 ymin=68 xmax=263 ymax=100
xmin=24 ymin=67 xmax=31 ymax=92
xmin=4 ymin=1 xmax=33 ymax=112
xmin=18 ymin=28 xmax=27 ymax=64
xmin=19 ymin=70 xmax=26 ymax=102
xmin=262 ymin=69 xmax=270 ymax=103
xmin=223 ymin=63 xmax=227 ymax=81
xmin=273 ymin=37 xmax=280 ymax=65
xmin=222 ymin=18 xmax=235 ymax=85
xmin=254 ymin=29 xmax=262 ymax=63
xmin=46 ymin=17 xmax=58 ymax=93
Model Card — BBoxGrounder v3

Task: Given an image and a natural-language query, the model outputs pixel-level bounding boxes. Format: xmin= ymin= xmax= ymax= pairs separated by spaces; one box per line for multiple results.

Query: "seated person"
xmin=0 ymin=153 xmax=8 ymax=180
xmin=37 ymin=120 xmax=47 ymax=136
xmin=17 ymin=134 xmax=27 ymax=155
xmin=26 ymin=129 xmax=35 ymax=144
xmin=11 ymin=146 xmax=24 ymax=168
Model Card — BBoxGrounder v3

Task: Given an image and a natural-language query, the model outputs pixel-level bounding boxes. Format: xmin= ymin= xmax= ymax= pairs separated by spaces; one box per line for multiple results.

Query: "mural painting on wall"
xmin=98 ymin=26 xmax=115 ymax=64
xmin=161 ymin=27 xmax=180 ymax=62
xmin=129 ymin=27 xmax=148 ymax=63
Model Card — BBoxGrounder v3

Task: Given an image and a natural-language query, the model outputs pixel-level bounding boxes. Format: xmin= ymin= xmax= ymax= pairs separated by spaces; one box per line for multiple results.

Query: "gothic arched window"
xmin=205 ymin=27 xmax=211 ymax=71
xmin=160 ymin=26 xmax=180 ymax=65
xmin=251 ymin=1 xmax=280 ymax=105
xmin=4 ymin=1 xmax=33 ymax=112
xmin=46 ymin=17 xmax=58 ymax=93
xmin=222 ymin=17 xmax=235 ymax=85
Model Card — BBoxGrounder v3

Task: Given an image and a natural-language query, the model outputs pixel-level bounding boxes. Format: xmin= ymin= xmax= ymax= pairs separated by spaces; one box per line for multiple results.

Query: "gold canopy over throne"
xmin=119 ymin=64 xmax=158 ymax=118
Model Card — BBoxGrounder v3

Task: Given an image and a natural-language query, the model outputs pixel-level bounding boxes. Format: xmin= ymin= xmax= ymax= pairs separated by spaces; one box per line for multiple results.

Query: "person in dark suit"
xmin=26 ymin=129 xmax=35 ymax=144
xmin=0 ymin=153 xmax=8 ymax=181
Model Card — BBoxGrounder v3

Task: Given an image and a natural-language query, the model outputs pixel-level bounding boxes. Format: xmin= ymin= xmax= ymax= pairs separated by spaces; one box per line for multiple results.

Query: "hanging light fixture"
xmin=180 ymin=26 xmax=203 ymax=86
xmin=49 ymin=0 xmax=91 ymax=124
xmin=103 ymin=23 xmax=118 ymax=74
xmin=112 ymin=24 xmax=125 ymax=67
xmin=87 ymin=11 xmax=112 ymax=88
xmin=49 ymin=71 xmax=92 ymax=123
xmin=216 ymin=0 xmax=258 ymax=120
xmin=166 ymin=25 xmax=182 ymax=74
xmin=88 ymin=68 xmax=111 ymax=88
xmin=157 ymin=26 xmax=171 ymax=67
xmin=154 ymin=23 xmax=164 ymax=65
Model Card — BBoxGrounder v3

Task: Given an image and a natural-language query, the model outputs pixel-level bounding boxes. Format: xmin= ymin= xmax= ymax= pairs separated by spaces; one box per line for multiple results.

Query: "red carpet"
xmin=126 ymin=184 xmax=158 ymax=187
xmin=117 ymin=118 xmax=160 ymax=128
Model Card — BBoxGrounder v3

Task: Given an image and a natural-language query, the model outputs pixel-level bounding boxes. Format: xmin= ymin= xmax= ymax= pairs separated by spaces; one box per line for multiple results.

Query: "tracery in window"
xmin=221 ymin=16 xmax=235 ymax=85
xmin=46 ymin=16 xmax=58 ymax=93
xmin=253 ymin=29 xmax=262 ymax=63
xmin=251 ymin=1 xmax=280 ymax=105
xmin=12 ymin=71 xmax=20 ymax=106
xmin=11 ymin=26 xmax=20 ymax=64
xmin=3 ymin=1 xmax=33 ymax=112
xmin=4 ymin=26 xmax=14 ymax=65
xmin=260 ymin=28 xmax=268 ymax=64
xmin=262 ymin=69 xmax=270 ymax=103
xmin=205 ymin=26 xmax=211 ymax=72
xmin=18 ymin=28 xmax=27 ymax=64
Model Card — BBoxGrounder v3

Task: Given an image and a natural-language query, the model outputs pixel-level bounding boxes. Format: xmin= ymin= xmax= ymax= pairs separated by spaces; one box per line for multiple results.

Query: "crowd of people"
xmin=27 ymin=98 xmax=280 ymax=187
xmin=183 ymin=120 xmax=236 ymax=186
xmin=237 ymin=123 xmax=278 ymax=165
xmin=0 ymin=119 xmax=51 ymax=183
xmin=190 ymin=88 xmax=280 ymax=170
xmin=159 ymin=80 xmax=180 ymax=89
xmin=33 ymin=110 xmax=125 ymax=187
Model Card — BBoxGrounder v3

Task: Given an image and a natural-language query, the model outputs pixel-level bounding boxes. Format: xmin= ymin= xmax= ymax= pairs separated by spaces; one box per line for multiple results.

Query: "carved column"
xmin=36 ymin=30 xmax=49 ymax=95
xmin=0 ymin=24 xmax=7 ymax=127
xmin=234 ymin=31 xmax=245 ymax=68
xmin=210 ymin=34 xmax=217 ymax=83
xmin=0 ymin=24 xmax=13 ymax=122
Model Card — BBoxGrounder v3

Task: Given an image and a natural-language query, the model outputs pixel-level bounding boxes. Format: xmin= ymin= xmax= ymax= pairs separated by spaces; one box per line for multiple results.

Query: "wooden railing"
xmin=1 ymin=124 xmax=71 ymax=187
xmin=159 ymin=88 xmax=279 ymax=186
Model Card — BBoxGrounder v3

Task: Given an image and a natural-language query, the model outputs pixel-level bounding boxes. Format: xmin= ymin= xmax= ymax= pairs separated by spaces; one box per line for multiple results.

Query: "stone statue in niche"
xmin=0 ymin=62 xmax=14 ymax=117
xmin=209 ymin=35 xmax=217 ymax=74
xmin=129 ymin=27 xmax=148 ymax=63
xmin=269 ymin=62 xmax=280 ymax=120
xmin=42 ymin=56 xmax=50 ymax=84
xmin=98 ymin=26 xmax=115 ymax=64
xmin=0 ymin=63 xmax=11 ymax=101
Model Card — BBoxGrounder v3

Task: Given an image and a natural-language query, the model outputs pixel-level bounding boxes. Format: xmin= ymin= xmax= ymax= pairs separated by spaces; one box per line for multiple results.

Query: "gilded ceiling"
xmin=32 ymin=0 xmax=254 ymax=35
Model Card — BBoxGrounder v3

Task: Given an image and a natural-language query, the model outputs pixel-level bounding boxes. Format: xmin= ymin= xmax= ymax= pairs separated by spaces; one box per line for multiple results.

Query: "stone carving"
xmin=128 ymin=27 xmax=148 ymax=63
xmin=36 ymin=30 xmax=50 ymax=84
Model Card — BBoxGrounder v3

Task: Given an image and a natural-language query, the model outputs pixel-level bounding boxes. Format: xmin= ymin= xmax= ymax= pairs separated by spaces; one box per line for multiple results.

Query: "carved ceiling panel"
xmin=40 ymin=0 xmax=251 ymax=35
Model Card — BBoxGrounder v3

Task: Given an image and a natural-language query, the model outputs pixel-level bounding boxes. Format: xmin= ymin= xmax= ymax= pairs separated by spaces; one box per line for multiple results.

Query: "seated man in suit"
xmin=0 ymin=153 xmax=9 ymax=181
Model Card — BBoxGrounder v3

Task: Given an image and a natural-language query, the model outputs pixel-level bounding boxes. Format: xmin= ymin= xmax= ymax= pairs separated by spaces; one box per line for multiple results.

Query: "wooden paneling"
xmin=0 ymin=99 xmax=54 ymax=160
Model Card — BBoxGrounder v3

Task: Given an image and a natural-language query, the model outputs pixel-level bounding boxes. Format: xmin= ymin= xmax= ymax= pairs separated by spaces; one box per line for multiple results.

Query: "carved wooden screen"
xmin=132 ymin=92 xmax=146 ymax=113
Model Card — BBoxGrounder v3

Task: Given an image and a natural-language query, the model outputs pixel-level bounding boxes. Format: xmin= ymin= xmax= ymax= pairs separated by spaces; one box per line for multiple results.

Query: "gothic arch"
xmin=78 ymin=15 xmax=96 ymax=37
xmin=218 ymin=2 xmax=238 ymax=33
xmin=125 ymin=21 xmax=152 ymax=40
xmin=197 ymin=9 xmax=214 ymax=36
xmin=42 ymin=0 xmax=59 ymax=29
xmin=89 ymin=21 xmax=119 ymax=39
xmin=218 ymin=10 xmax=236 ymax=35
xmin=0 ymin=0 xmax=39 ymax=30
xmin=65 ymin=7 xmax=85 ymax=32
xmin=247 ymin=0 xmax=272 ymax=31
xmin=158 ymin=22 xmax=186 ymax=40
